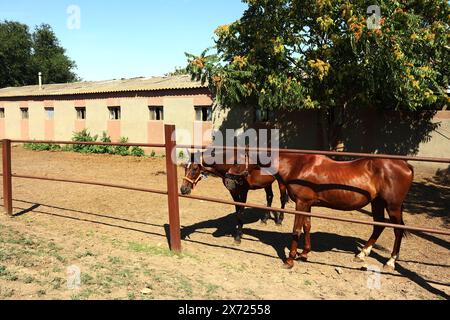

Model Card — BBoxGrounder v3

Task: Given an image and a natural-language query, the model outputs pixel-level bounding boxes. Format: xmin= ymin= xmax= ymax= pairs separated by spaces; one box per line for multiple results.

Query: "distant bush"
xmin=114 ymin=137 xmax=130 ymax=156
xmin=130 ymin=146 xmax=145 ymax=157
xmin=23 ymin=129 xmax=145 ymax=157
xmin=24 ymin=142 xmax=61 ymax=151
xmin=72 ymin=129 xmax=98 ymax=153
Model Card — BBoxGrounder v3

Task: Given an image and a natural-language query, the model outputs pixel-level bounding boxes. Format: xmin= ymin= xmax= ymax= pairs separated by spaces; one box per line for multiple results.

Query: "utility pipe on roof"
xmin=38 ymin=72 xmax=42 ymax=90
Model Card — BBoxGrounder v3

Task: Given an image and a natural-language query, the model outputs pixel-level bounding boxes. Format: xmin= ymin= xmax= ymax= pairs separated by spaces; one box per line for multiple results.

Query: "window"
xmin=108 ymin=106 xmax=121 ymax=120
xmin=149 ymin=106 xmax=164 ymax=121
xmin=194 ymin=106 xmax=212 ymax=121
xmin=45 ymin=107 xmax=54 ymax=120
xmin=0 ymin=108 xmax=4 ymax=118
xmin=255 ymin=108 xmax=273 ymax=122
xmin=20 ymin=108 xmax=29 ymax=119
xmin=76 ymin=107 xmax=86 ymax=120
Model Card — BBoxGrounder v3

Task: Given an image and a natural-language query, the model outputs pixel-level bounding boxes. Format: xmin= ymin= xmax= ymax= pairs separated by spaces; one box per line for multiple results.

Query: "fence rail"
xmin=177 ymin=144 xmax=450 ymax=163
xmin=2 ymin=125 xmax=450 ymax=254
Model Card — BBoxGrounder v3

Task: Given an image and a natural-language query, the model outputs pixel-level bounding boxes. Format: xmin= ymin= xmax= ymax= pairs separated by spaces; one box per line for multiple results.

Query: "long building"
xmin=0 ymin=75 xmax=448 ymax=170
xmin=0 ymin=75 xmax=214 ymax=146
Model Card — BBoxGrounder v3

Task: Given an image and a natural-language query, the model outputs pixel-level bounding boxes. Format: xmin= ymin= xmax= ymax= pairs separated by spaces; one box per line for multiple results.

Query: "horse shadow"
xmin=181 ymin=208 xmax=450 ymax=299
xmin=181 ymin=207 xmax=266 ymax=240
xmin=181 ymin=207 xmax=372 ymax=262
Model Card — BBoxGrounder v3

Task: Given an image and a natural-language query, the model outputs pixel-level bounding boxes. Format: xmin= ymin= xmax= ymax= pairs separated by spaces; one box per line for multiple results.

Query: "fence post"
xmin=2 ymin=139 xmax=12 ymax=215
xmin=164 ymin=125 xmax=181 ymax=252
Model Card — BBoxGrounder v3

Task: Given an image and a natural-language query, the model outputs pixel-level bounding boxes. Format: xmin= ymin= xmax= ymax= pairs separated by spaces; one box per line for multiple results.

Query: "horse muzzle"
xmin=180 ymin=185 xmax=192 ymax=195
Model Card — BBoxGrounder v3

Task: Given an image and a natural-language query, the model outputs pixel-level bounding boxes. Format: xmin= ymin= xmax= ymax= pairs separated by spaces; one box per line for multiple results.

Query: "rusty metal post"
xmin=2 ymin=139 xmax=12 ymax=215
xmin=164 ymin=125 xmax=181 ymax=252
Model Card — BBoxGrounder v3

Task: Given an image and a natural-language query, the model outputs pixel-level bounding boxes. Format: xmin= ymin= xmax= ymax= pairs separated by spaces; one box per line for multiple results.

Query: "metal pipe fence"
xmin=1 ymin=124 xmax=449 ymax=254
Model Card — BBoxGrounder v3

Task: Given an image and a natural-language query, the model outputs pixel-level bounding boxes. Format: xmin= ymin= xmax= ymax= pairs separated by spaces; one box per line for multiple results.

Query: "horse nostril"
xmin=180 ymin=186 xmax=191 ymax=195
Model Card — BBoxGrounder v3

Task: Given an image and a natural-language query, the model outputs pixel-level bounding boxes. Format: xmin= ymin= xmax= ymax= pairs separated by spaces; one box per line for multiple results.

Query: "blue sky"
xmin=0 ymin=0 xmax=247 ymax=81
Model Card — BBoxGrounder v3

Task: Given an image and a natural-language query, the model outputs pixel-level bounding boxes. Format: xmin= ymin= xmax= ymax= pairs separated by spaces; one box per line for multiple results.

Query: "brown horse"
xmin=180 ymin=151 xmax=288 ymax=243
xmin=227 ymin=153 xmax=414 ymax=270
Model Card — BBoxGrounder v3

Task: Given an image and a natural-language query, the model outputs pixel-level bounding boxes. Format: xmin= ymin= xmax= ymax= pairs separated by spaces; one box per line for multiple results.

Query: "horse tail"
xmin=406 ymin=162 xmax=414 ymax=179
xmin=400 ymin=204 xmax=410 ymax=238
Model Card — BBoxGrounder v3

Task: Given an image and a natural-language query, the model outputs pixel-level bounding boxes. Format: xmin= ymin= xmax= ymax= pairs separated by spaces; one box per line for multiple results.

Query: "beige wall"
xmin=0 ymin=91 xmax=213 ymax=147
xmin=4 ymin=101 xmax=22 ymax=139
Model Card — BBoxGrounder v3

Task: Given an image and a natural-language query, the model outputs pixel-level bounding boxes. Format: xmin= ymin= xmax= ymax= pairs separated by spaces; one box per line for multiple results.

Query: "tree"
xmin=31 ymin=24 xmax=78 ymax=84
xmin=0 ymin=21 xmax=34 ymax=87
xmin=0 ymin=21 xmax=78 ymax=88
xmin=186 ymin=0 xmax=449 ymax=150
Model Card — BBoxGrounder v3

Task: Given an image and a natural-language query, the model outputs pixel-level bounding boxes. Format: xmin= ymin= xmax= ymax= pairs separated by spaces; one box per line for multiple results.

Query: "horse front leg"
xmin=299 ymin=216 xmax=311 ymax=261
xmin=284 ymin=201 xmax=310 ymax=269
xmin=231 ymin=189 xmax=248 ymax=245
xmin=276 ymin=183 xmax=288 ymax=225
xmin=261 ymin=185 xmax=273 ymax=224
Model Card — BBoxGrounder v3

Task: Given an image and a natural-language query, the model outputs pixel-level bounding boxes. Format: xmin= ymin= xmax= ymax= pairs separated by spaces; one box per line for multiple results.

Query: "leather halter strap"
xmin=182 ymin=174 xmax=203 ymax=187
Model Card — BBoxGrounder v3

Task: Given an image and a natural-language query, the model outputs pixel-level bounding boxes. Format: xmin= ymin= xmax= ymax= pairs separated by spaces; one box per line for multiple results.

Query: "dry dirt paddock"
xmin=0 ymin=146 xmax=448 ymax=300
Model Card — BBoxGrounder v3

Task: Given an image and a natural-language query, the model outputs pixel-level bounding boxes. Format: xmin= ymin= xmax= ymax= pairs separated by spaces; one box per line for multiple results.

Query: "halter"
xmin=182 ymin=174 xmax=203 ymax=187
xmin=182 ymin=152 xmax=208 ymax=189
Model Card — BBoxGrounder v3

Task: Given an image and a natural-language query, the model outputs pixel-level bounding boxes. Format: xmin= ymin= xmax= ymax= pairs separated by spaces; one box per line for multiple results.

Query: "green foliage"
xmin=23 ymin=129 xmax=146 ymax=157
xmin=186 ymin=0 xmax=449 ymax=111
xmin=71 ymin=129 xmax=98 ymax=153
xmin=130 ymin=146 xmax=145 ymax=157
xmin=23 ymin=142 xmax=61 ymax=151
xmin=114 ymin=137 xmax=130 ymax=156
xmin=150 ymin=150 xmax=157 ymax=157
xmin=0 ymin=21 xmax=78 ymax=88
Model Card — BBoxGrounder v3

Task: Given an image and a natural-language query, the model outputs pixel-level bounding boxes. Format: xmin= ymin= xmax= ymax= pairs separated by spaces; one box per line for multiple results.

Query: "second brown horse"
xmin=227 ymin=153 xmax=414 ymax=270
xmin=180 ymin=151 xmax=289 ymax=243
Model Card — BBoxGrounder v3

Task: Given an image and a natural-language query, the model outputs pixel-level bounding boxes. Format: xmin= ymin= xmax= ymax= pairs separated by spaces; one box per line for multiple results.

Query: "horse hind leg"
xmin=299 ymin=216 xmax=311 ymax=261
xmin=355 ymin=197 xmax=386 ymax=262
xmin=284 ymin=201 xmax=310 ymax=269
xmin=261 ymin=185 xmax=274 ymax=224
xmin=276 ymin=188 xmax=288 ymax=226
xmin=383 ymin=205 xmax=405 ymax=270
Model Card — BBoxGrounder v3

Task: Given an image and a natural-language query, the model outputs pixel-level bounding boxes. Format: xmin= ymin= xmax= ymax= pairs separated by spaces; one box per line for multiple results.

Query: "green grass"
xmin=108 ymin=256 xmax=124 ymax=265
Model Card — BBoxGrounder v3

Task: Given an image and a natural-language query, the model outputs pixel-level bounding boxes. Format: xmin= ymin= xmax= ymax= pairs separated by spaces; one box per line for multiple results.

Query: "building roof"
xmin=0 ymin=75 xmax=207 ymax=98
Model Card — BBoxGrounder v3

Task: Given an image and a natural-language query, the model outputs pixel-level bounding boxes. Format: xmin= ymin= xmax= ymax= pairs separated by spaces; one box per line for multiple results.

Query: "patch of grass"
xmin=127 ymin=241 xmax=176 ymax=257
xmin=304 ymin=279 xmax=313 ymax=286
xmin=81 ymin=273 xmax=94 ymax=285
xmin=37 ymin=289 xmax=46 ymax=296
xmin=70 ymin=288 xmax=95 ymax=301
xmin=0 ymin=287 xmax=15 ymax=298
xmin=0 ymin=265 xmax=18 ymax=281
xmin=177 ymin=276 xmax=193 ymax=297
xmin=127 ymin=292 xmax=136 ymax=300
xmin=108 ymin=256 xmax=124 ymax=265
xmin=76 ymin=250 xmax=96 ymax=259
xmin=24 ymin=276 xmax=35 ymax=284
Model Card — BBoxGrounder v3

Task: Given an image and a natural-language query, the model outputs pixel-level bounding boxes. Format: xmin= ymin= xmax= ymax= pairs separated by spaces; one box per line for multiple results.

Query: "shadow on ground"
xmin=4 ymin=198 xmax=449 ymax=299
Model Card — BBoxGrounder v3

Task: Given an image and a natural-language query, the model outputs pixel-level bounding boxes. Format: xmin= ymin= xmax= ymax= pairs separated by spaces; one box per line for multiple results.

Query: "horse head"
xmin=180 ymin=151 xmax=207 ymax=195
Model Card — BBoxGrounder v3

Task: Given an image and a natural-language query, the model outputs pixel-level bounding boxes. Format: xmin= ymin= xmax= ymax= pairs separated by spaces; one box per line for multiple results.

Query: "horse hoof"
xmin=283 ymin=262 xmax=294 ymax=269
xmin=275 ymin=222 xmax=283 ymax=226
xmin=383 ymin=263 xmax=395 ymax=271
xmin=233 ymin=239 xmax=241 ymax=245
xmin=353 ymin=256 xmax=365 ymax=263
xmin=260 ymin=220 xmax=267 ymax=225
xmin=299 ymin=254 xmax=308 ymax=262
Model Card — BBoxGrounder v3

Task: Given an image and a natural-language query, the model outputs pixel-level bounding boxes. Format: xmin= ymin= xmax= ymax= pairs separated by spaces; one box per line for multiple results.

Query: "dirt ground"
xmin=0 ymin=146 xmax=448 ymax=300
